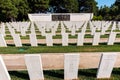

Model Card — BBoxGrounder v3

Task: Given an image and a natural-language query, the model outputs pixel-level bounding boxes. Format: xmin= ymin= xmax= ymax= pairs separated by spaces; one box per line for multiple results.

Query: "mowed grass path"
xmin=0 ymin=44 xmax=120 ymax=54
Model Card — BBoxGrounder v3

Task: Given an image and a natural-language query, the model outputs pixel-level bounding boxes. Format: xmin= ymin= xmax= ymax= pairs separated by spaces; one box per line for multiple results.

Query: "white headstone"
xmin=71 ymin=26 xmax=76 ymax=36
xmin=107 ymin=32 xmax=116 ymax=45
xmin=0 ymin=23 xmax=6 ymax=36
xmin=64 ymin=54 xmax=80 ymax=80
xmin=91 ymin=27 xmax=96 ymax=35
xmin=0 ymin=34 xmax=7 ymax=47
xmin=25 ymin=54 xmax=44 ymax=80
xmin=9 ymin=29 xmax=16 ymax=36
xmin=30 ymin=22 xmax=36 ymax=34
xmin=77 ymin=33 xmax=84 ymax=46
xmin=12 ymin=34 xmax=22 ymax=47
xmin=62 ymin=33 xmax=68 ymax=46
xmin=0 ymin=55 xmax=11 ymax=80
xmin=101 ymin=26 xmax=106 ymax=35
xmin=97 ymin=53 xmax=117 ymax=78
xmin=51 ymin=28 xmax=56 ymax=36
xmin=92 ymin=32 xmax=101 ymax=45
xmin=61 ymin=27 xmax=66 ymax=35
xmin=41 ymin=27 xmax=46 ymax=36
xmin=46 ymin=33 xmax=53 ymax=46
xmin=20 ymin=26 xmax=26 ymax=36
xmin=29 ymin=33 xmax=38 ymax=46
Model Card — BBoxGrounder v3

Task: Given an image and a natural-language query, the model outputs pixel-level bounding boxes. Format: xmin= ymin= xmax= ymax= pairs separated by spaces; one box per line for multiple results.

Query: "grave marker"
xmin=29 ymin=33 xmax=38 ymax=46
xmin=97 ymin=53 xmax=117 ymax=78
xmin=46 ymin=33 xmax=53 ymax=46
xmin=92 ymin=32 xmax=101 ymax=45
xmin=62 ymin=33 xmax=68 ymax=46
xmin=0 ymin=34 xmax=7 ymax=47
xmin=12 ymin=34 xmax=22 ymax=47
xmin=77 ymin=33 xmax=84 ymax=46
xmin=25 ymin=54 xmax=44 ymax=80
xmin=64 ymin=54 xmax=80 ymax=80
xmin=0 ymin=55 xmax=11 ymax=80
xmin=107 ymin=32 xmax=116 ymax=45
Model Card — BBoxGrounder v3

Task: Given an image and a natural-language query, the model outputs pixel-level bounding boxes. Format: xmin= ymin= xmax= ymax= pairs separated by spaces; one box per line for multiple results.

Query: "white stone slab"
xmin=41 ymin=28 xmax=46 ymax=36
xmin=97 ymin=53 xmax=117 ymax=78
xmin=10 ymin=29 xmax=16 ymax=36
xmin=107 ymin=32 xmax=116 ymax=45
xmin=101 ymin=26 xmax=106 ymax=35
xmin=77 ymin=33 xmax=84 ymax=46
xmin=71 ymin=26 xmax=76 ymax=36
xmin=91 ymin=27 xmax=96 ymax=35
xmin=46 ymin=33 xmax=53 ymax=46
xmin=61 ymin=27 xmax=66 ymax=35
xmin=12 ymin=34 xmax=22 ymax=47
xmin=64 ymin=54 xmax=80 ymax=80
xmin=30 ymin=22 xmax=36 ymax=34
xmin=0 ymin=23 xmax=6 ymax=36
xmin=25 ymin=54 xmax=44 ymax=80
xmin=29 ymin=33 xmax=38 ymax=46
xmin=92 ymin=32 xmax=101 ymax=45
xmin=20 ymin=27 xmax=26 ymax=36
xmin=81 ymin=22 xmax=87 ymax=33
xmin=62 ymin=33 xmax=68 ymax=46
xmin=0 ymin=55 xmax=11 ymax=80
xmin=0 ymin=34 xmax=7 ymax=47
xmin=51 ymin=28 xmax=56 ymax=36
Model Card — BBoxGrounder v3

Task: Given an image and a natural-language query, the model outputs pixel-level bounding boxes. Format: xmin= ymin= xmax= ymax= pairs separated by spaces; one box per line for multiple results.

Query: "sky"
xmin=96 ymin=0 xmax=116 ymax=8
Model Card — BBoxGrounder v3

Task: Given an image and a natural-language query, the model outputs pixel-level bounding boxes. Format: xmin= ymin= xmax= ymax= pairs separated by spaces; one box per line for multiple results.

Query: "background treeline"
xmin=0 ymin=0 xmax=119 ymax=22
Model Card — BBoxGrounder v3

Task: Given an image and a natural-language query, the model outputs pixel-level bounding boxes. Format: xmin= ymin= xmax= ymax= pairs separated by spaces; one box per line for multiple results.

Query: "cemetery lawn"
xmin=0 ymin=44 xmax=120 ymax=54
xmin=9 ymin=68 xmax=120 ymax=80
xmin=2 ymin=44 xmax=120 ymax=80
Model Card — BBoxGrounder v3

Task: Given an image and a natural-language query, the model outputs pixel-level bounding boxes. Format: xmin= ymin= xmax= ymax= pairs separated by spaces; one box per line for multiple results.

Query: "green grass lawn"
xmin=0 ymin=43 xmax=120 ymax=54
xmin=3 ymin=22 xmax=120 ymax=80
xmin=9 ymin=68 xmax=120 ymax=80
xmin=1 ymin=43 xmax=120 ymax=79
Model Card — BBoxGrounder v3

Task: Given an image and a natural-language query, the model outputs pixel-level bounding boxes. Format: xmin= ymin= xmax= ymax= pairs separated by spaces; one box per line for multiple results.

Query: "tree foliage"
xmin=0 ymin=0 xmax=120 ymax=21
xmin=97 ymin=0 xmax=120 ymax=21
xmin=28 ymin=0 xmax=49 ymax=13
xmin=0 ymin=0 xmax=18 ymax=21
xmin=64 ymin=0 xmax=79 ymax=13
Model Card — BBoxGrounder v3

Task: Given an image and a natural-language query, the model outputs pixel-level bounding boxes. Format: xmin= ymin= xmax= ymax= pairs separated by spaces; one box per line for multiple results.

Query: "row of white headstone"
xmin=6 ymin=22 xmax=30 ymax=37
xmin=0 ymin=53 xmax=117 ymax=80
xmin=0 ymin=30 xmax=118 ymax=47
xmin=3 ymin=21 xmax=116 ymax=37
xmin=89 ymin=21 xmax=112 ymax=35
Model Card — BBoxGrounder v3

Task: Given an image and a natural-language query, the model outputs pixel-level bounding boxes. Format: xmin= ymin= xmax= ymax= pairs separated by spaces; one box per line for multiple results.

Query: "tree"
xmin=0 ymin=0 xmax=18 ymax=21
xmin=79 ymin=0 xmax=98 ymax=15
xmin=49 ymin=0 xmax=79 ymax=13
xmin=11 ymin=0 xmax=30 ymax=21
xmin=49 ymin=0 xmax=65 ymax=13
xmin=64 ymin=0 xmax=79 ymax=13
xmin=28 ymin=0 xmax=49 ymax=13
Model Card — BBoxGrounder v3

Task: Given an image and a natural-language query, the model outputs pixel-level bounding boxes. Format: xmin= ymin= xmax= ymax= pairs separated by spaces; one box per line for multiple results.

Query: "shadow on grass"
xmin=78 ymin=69 xmax=97 ymax=78
xmin=7 ymin=44 xmax=15 ymax=47
xmin=99 ymin=43 xmax=107 ymax=45
xmin=112 ymin=68 xmax=120 ymax=75
xmin=9 ymin=71 xmax=29 ymax=80
xmin=38 ymin=44 xmax=46 ymax=46
xmin=44 ymin=70 xmax=64 ymax=79
xmin=22 ymin=44 xmax=31 ymax=46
